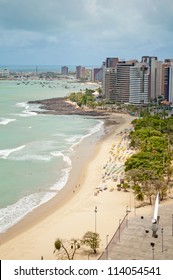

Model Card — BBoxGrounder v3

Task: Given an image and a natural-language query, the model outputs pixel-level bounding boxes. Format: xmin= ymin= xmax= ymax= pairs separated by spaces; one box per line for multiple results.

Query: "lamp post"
xmin=150 ymin=242 xmax=155 ymax=260
xmin=106 ymin=235 xmax=109 ymax=260
xmin=94 ymin=206 xmax=98 ymax=233
xmin=126 ymin=206 xmax=130 ymax=227
xmin=161 ymin=228 xmax=164 ymax=252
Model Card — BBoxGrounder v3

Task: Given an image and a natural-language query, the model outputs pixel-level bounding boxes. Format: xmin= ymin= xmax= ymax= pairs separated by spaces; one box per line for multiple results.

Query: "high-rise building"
xmin=141 ymin=56 xmax=162 ymax=101
xmin=92 ymin=68 xmax=103 ymax=82
xmin=106 ymin=57 xmax=119 ymax=68
xmin=61 ymin=66 xmax=68 ymax=76
xmin=76 ymin=66 xmax=82 ymax=79
xmin=103 ymin=58 xmax=119 ymax=99
xmin=116 ymin=62 xmax=134 ymax=103
xmin=81 ymin=67 xmax=86 ymax=79
xmin=102 ymin=62 xmax=106 ymax=97
xmin=168 ymin=67 xmax=173 ymax=103
xmin=129 ymin=64 xmax=149 ymax=104
xmin=76 ymin=66 xmax=86 ymax=80
xmin=105 ymin=68 xmax=118 ymax=102
xmin=162 ymin=59 xmax=173 ymax=102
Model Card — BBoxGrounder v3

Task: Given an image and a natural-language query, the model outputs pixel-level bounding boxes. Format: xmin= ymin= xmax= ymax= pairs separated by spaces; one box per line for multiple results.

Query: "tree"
xmin=164 ymin=165 xmax=173 ymax=192
xmin=132 ymin=184 xmax=144 ymax=202
xmin=54 ymin=238 xmax=80 ymax=260
xmin=82 ymin=231 xmax=100 ymax=254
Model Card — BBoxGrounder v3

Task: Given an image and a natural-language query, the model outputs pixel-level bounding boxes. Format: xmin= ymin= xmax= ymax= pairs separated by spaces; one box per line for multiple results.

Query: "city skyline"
xmin=1 ymin=0 xmax=173 ymax=65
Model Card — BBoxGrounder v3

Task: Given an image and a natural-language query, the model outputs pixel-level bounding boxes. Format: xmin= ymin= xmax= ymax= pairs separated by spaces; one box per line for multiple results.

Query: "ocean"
xmin=0 ymin=79 xmax=104 ymax=233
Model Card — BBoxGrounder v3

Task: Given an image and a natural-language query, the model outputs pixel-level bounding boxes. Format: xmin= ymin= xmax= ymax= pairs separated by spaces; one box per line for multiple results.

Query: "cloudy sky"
xmin=0 ymin=0 xmax=173 ymax=66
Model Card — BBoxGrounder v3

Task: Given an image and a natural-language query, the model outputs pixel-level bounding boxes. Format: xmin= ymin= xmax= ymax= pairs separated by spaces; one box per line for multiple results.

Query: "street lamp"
xmin=126 ymin=206 xmax=130 ymax=227
xmin=94 ymin=206 xmax=98 ymax=233
xmin=161 ymin=228 xmax=164 ymax=252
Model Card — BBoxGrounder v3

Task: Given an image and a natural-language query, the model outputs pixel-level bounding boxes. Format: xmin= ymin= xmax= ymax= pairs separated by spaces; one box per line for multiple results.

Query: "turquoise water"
xmin=0 ymin=80 xmax=104 ymax=232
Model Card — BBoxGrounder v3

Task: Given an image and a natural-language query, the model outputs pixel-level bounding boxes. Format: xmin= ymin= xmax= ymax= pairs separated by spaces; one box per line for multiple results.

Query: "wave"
xmin=50 ymin=169 xmax=70 ymax=191
xmin=50 ymin=151 xmax=72 ymax=191
xmin=0 ymin=118 xmax=16 ymax=125
xmin=70 ymin=120 xmax=104 ymax=150
xmin=11 ymin=154 xmax=52 ymax=161
xmin=65 ymin=135 xmax=83 ymax=144
xmin=0 ymin=145 xmax=25 ymax=159
xmin=15 ymin=102 xmax=38 ymax=117
xmin=15 ymin=111 xmax=38 ymax=117
xmin=15 ymin=102 xmax=28 ymax=108
xmin=0 ymin=191 xmax=56 ymax=233
xmin=51 ymin=151 xmax=72 ymax=166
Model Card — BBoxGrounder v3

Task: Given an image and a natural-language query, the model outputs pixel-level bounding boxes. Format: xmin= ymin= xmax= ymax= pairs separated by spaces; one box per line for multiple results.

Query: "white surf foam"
xmin=0 ymin=192 xmax=56 ymax=233
xmin=65 ymin=135 xmax=82 ymax=144
xmin=51 ymin=151 xmax=72 ymax=166
xmin=15 ymin=102 xmax=38 ymax=117
xmin=0 ymin=118 xmax=16 ymax=125
xmin=16 ymin=111 xmax=38 ymax=117
xmin=70 ymin=120 xmax=104 ymax=150
xmin=8 ymin=141 xmax=58 ymax=162
xmin=50 ymin=169 xmax=70 ymax=191
xmin=50 ymin=151 xmax=72 ymax=191
xmin=0 ymin=145 xmax=25 ymax=159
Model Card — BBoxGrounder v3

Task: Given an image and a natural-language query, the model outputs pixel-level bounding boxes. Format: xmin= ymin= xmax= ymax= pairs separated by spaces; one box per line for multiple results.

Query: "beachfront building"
xmin=102 ymin=55 xmax=173 ymax=105
xmin=105 ymin=68 xmax=118 ymax=102
xmin=61 ymin=66 xmax=69 ymax=76
xmin=129 ymin=64 xmax=149 ymax=104
xmin=141 ymin=56 xmax=163 ymax=102
xmin=116 ymin=62 xmax=134 ymax=103
xmin=168 ymin=67 xmax=173 ymax=103
xmin=161 ymin=59 xmax=173 ymax=102
xmin=102 ymin=58 xmax=119 ymax=98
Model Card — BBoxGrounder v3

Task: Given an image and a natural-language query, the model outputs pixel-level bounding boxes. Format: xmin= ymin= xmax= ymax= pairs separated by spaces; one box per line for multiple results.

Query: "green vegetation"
xmin=125 ymin=115 xmax=173 ymax=204
xmin=54 ymin=238 xmax=80 ymax=260
xmin=53 ymin=231 xmax=100 ymax=259
xmin=68 ymin=88 xmax=106 ymax=109
xmin=68 ymin=88 xmax=96 ymax=107
xmin=81 ymin=231 xmax=100 ymax=254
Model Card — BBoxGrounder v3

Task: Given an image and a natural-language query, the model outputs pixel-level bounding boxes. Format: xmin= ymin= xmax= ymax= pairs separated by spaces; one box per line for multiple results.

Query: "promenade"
xmin=100 ymin=200 xmax=173 ymax=260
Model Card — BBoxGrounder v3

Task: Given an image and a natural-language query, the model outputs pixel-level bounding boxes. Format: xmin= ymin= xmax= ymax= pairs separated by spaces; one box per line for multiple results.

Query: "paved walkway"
xmin=103 ymin=201 xmax=173 ymax=260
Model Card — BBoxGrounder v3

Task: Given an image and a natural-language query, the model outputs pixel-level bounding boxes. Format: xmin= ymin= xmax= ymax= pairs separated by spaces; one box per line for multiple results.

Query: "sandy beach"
xmin=0 ymin=113 xmax=152 ymax=260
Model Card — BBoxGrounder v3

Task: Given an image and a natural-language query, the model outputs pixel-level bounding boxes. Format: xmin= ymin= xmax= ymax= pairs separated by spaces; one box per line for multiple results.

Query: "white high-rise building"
xmin=168 ymin=67 xmax=173 ymax=103
xmin=129 ymin=64 xmax=149 ymax=104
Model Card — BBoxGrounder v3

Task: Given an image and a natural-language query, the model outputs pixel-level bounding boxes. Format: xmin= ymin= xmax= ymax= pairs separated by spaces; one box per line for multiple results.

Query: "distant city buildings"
xmin=76 ymin=66 xmax=86 ymax=80
xmin=92 ymin=68 xmax=103 ymax=82
xmin=102 ymin=56 xmax=173 ymax=104
xmin=61 ymin=66 xmax=69 ymax=76
xmin=0 ymin=68 xmax=9 ymax=77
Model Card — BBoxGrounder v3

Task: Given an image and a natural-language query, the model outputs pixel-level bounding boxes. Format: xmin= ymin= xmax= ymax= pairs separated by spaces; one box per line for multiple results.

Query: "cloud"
xmin=0 ymin=0 xmax=173 ymax=64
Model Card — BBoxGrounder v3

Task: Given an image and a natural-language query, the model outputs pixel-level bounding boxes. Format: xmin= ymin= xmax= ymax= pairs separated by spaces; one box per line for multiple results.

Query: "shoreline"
xmin=0 ymin=112 xmax=148 ymax=260
xmin=28 ymin=97 xmax=110 ymax=116
xmin=0 ymin=117 xmax=105 ymax=242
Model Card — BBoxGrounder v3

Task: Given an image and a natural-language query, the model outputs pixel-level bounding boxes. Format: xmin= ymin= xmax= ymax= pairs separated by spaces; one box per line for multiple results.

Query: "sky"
xmin=0 ymin=0 xmax=173 ymax=66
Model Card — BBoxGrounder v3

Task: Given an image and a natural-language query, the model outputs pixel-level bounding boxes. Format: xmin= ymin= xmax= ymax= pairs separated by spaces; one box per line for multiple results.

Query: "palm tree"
xmin=54 ymin=238 xmax=80 ymax=260
xmin=132 ymin=184 xmax=144 ymax=202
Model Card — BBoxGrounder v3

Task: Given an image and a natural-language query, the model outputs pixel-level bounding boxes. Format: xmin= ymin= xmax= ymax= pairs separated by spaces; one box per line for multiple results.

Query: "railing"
xmin=98 ymin=213 xmax=128 ymax=260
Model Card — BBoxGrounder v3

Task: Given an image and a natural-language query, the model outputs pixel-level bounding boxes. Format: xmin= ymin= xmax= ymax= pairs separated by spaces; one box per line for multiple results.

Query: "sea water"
xmin=0 ymin=79 xmax=104 ymax=233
